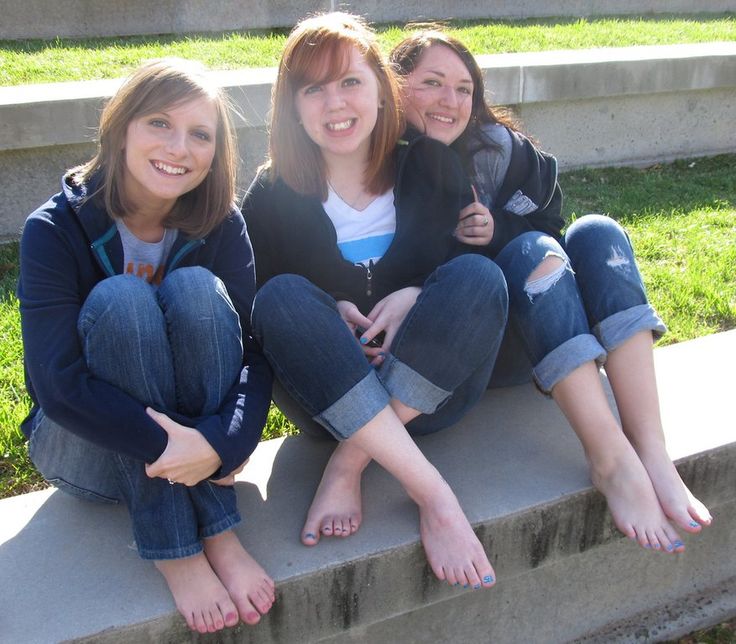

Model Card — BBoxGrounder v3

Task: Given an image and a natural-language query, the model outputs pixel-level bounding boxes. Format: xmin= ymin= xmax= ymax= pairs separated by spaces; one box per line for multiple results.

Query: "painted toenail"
xmin=644 ymin=544 xmax=651 ymax=548
xmin=689 ymin=521 xmax=700 ymax=528
xmin=483 ymin=575 xmax=494 ymax=584
xmin=674 ymin=540 xmax=684 ymax=548
xmin=463 ymin=584 xmax=469 ymax=589
xmin=473 ymin=584 xmax=481 ymax=590
xmin=453 ymin=582 xmax=460 ymax=587
xmin=305 ymin=533 xmax=316 ymax=540
xmin=666 ymin=544 xmax=673 ymax=551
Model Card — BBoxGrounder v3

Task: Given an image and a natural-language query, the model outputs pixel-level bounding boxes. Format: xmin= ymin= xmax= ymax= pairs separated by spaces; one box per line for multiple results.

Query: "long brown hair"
xmin=269 ymin=12 xmax=403 ymax=199
xmin=72 ymin=58 xmax=237 ymax=238
xmin=390 ymin=29 xmax=521 ymax=148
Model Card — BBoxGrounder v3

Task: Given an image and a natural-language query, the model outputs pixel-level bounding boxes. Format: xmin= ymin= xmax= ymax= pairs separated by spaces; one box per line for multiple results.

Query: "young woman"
xmin=390 ymin=31 xmax=712 ymax=553
xmin=242 ymin=13 xmax=508 ymax=590
xmin=18 ymin=58 xmax=275 ymax=633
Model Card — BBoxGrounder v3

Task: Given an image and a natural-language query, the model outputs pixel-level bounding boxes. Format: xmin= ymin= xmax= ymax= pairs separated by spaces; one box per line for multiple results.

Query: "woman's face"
xmin=401 ymin=44 xmax=474 ymax=146
xmin=294 ymin=45 xmax=382 ymax=168
xmin=122 ymin=96 xmax=217 ymax=216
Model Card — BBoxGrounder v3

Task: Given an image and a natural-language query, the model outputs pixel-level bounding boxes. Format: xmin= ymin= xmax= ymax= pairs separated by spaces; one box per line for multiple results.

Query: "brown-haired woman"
xmin=391 ymin=30 xmax=712 ymax=553
xmin=19 ymin=58 xmax=275 ymax=633
xmin=243 ymin=12 xmax=509 ymax=590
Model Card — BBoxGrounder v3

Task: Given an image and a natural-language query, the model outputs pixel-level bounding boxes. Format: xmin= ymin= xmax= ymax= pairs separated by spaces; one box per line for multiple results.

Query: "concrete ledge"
xmin=2 ymin=1 xmax=734 ymax=40
xmin=2 ymin=42 xmax=735 ymax=239
xmin=1 ymin=330 xmax=734 ymax=643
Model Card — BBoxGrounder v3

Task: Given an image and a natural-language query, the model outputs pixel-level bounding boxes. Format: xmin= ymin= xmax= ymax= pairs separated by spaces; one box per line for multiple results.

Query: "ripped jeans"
xmin=491 ymin=214 xmax=666 ymax=393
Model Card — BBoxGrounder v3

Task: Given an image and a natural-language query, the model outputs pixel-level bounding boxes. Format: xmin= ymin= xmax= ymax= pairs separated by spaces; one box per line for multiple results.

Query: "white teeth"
xmin=428 ymin=114 xmax=455 ymax=124
xmin=154 ymin=162 xmax=187 ymax=175
xmin=326 ymin=119 xmax=354 ymax=131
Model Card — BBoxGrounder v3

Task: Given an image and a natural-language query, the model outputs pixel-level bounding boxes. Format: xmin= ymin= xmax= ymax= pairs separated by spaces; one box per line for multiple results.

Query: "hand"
xmin=210 ymin=458 xmax=249 ymax=487
xmin=456 ymin=185 xmax=494 ymax=246
xmin=144 ymin=408 xmax=222 ymax=486
xmin=336 ymin=300 xmax=374 ymax=337
xmin=363 ymin=287 xmax=422 ymax=363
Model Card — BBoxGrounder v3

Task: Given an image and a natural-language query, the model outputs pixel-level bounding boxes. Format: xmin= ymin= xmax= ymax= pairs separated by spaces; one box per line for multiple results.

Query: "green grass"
xmin=1 ymin=13 xmax=734 ymax=85
xmin=1 ymin=155 xmax=734 ymax=499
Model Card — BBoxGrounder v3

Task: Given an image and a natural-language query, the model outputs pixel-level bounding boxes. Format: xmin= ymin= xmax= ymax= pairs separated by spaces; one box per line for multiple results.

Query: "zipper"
xmin=366 ymin=259 xmax=374 ymax=297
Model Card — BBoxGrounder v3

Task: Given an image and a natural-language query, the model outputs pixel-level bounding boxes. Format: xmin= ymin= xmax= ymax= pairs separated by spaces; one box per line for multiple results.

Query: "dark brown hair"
xmin=390 ymin=28 xmax=521 ymax=149
xmin=72 ymin=58 xmax=237 ymax=238
xmin=269 ymin=12 xmax=403 ymax=198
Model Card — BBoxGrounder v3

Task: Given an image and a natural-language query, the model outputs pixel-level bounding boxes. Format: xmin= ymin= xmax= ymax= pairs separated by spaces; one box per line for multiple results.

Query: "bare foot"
xmin=155 ymin=554 xmax=239 ymax=633
xmin=589 ymin=443 xmax=684 ymax=553
xmin=301 ymin=442 xmax=369 ymax=545
xmin=417 ymin=483 xmax=496 ymax=590
xmin=204 ymin=530 xmax=275 ymax=626
xmin=636 ymin=443 xmax=712 ymax=532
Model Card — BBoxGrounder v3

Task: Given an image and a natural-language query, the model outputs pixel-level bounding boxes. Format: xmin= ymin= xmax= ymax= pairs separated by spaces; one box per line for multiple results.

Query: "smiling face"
xmin=401 ymin=44 xmax=474 ymax=146
xmin=122 ymin=96 xmax=217 ymax=218
xmin=294 ymin=45 xmax=381 ymax=170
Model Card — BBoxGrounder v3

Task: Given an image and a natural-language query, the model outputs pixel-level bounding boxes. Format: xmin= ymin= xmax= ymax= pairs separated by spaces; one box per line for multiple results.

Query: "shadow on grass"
xmin=0 ymin=242 xmax=19 ymax=301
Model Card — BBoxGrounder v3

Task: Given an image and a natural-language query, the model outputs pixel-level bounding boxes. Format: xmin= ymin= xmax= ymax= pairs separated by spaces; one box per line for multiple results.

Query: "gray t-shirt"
xmin=116 ymin=219 xmax=178 ymax=285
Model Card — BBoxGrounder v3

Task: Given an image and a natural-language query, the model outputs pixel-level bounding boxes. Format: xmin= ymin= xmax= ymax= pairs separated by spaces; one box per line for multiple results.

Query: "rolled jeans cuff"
xmin=533 ymin=333 xmax=606 ymax=394
xmin=315 ymin=370 xmax=391 ymax=441
xmin=378 ymin=354 xmax=452 ymax=415
xmin=595 ymin=303 xmax=667 ymax=351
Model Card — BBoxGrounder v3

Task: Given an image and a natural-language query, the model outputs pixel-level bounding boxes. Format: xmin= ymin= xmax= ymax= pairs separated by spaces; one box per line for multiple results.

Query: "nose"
xmin=439 ymin=86 xmax=458 ymax=107
xmin=164 ymin=129 xmax=187 ymax=157
xmin=324 ymin=85 xmax=346 ymax=110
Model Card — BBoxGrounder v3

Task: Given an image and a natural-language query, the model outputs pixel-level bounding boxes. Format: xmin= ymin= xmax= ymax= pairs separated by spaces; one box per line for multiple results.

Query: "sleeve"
xmin=240 ymin=171 xmax=278 ymax=289
xmin=18 ymin=211 xmax=169 ymax=463
xmin=189 ymin=209 xmax=273 ymax=477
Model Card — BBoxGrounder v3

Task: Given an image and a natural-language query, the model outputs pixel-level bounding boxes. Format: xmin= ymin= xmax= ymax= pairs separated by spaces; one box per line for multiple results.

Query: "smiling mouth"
xmin=326 ymin=119 xmax=356 ymax=132
xmin=152 ymin=161 xmax=188 ymax=176
xmin=427 ymin=113 xmax=456 ymax=125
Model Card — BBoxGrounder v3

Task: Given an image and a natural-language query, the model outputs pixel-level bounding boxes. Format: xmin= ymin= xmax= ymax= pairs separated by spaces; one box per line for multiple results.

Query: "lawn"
xmin=1 ymin=155 xmax=734 ymax=499
xmin=0 ymin=13 xmax=733 ymax=86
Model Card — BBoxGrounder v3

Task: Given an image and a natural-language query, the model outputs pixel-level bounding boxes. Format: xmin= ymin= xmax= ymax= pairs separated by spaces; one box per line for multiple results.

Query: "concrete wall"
xmin=2 ymin=0 xmax=735 ymax=40
xmin=1 ymin=42 xmax=735 ymax=239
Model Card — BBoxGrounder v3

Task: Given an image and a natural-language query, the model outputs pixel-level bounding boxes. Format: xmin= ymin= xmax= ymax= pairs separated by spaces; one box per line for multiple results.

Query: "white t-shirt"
xmin=323 ymin=186 xmax=396 ymax=267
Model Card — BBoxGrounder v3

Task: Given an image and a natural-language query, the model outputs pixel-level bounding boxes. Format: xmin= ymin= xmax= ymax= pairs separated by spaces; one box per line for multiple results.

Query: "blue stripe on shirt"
xmin=338 ymin=233 xmax=394 ymax=264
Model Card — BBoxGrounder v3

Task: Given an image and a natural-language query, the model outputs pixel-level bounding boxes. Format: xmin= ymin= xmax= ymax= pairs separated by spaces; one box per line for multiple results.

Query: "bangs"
xmin=132 ymin=78 xmax=212 ymax=120
xmin=288 ymin=36 xmax=363 ymax=89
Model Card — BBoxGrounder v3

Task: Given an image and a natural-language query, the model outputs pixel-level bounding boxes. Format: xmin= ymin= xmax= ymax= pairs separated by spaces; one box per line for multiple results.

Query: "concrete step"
xmin=1 ymin=330 xmax=734 ymax=643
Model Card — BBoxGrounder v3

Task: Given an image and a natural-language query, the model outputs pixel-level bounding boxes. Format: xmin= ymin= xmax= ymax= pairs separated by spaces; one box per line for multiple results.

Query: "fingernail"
xmin=360 ymin=337 xmax=368 ymax=345
xmin=689 ymin=521 xmax=700 ymax=528
xmin=379 ymin=352 xmax=386 ymax=357
xmin=483 ymin=575 xmax=494 ymax=584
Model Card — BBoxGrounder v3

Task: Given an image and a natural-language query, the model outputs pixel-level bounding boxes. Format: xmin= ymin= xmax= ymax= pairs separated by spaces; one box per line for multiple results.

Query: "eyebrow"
xmin=150 ymin=111 xmax=216 ymax=130
xmin=424 ymin=69 xmax=473 ymax=85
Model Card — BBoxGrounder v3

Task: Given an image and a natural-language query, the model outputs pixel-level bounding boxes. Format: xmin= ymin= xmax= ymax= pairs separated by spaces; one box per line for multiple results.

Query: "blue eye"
xmin=149 ymin=118 xmax=169 ymax=128
xmin=192 ymin=130 xmax=211 ymax=142
xmin=304 ymin=85 xmax=322 ymax=95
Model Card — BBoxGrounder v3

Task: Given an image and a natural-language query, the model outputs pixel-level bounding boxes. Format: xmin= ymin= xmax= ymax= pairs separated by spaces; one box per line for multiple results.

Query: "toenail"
xmin=453 ymin=583 xmax=460 ymax=587
xmin=666 ymin=544 xmax=673 ymax=551
xmin=689 ymin=521 xmax=700 ymax=528
xmin=483 ymin=575 xmax=494 ymax=584
xmin=305 ymin=533 xmax=316 ymax=540
xmin=644 ymin=544 xmax=651 ymax=548
xmin=463 ymin=584 xmax=469 ymax=589
xmin=473 ymin=584 xmax=481 ymax=590
xmin=674 ymin=540 xmax=684 ymax=548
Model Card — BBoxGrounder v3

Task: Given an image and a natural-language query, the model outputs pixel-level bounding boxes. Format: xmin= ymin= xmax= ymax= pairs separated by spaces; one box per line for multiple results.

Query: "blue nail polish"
xmin=453 ymin=583 xmax=460 ymax=587
xmin=305 ymin=533 xmax=316 ymax=540
xmin=644 ymin=544 xmax=651 ymax=549
xmin=473 ymin=584 xmax=481 ymax=590
xmin=483 ymin=575 xmax=494 ymax=584
xmin=360 ymin=337 xmax=368 ymax=345
xmin=689 ymin=521 xmax=700 ymax=528
xmin=463 ymin=584 xmax=469 ymax=589
xmin=666 ymin=544 xmax=674 ymax=551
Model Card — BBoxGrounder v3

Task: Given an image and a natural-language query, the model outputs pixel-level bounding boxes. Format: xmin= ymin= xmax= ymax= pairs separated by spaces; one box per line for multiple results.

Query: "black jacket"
xmin=242 ymin=131 xmax=474 ymax=313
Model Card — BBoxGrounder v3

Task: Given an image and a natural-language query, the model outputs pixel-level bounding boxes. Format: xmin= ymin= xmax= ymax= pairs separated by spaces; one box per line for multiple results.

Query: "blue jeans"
xmin=28 ymin=267 xmax=243 ymax=559
xmin=492 ymin=214 xmax=666 ymax=393
xmin=252 ymin=254 xmax=508 ymax=439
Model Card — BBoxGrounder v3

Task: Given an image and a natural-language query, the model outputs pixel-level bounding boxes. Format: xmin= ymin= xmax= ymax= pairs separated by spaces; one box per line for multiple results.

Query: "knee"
xmin=441 ymin=254 xmax=508 ymax=317
xmin=159 ymin=267 xmax=232 ymax=320
xmin=252 ymin=274 xmax=323 ymax=335
xmin=83 ymin=274 xmax=157 ymax=320
xmin=565 ymin=214 xmax=628 ymax=248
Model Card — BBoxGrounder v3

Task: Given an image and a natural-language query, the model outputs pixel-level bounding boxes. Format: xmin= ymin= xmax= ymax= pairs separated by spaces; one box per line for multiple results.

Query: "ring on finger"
xmin=168 ymin=478 xmax=175 ymax=485
xmin=482 ymin=216 xmax=489 ymax=226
